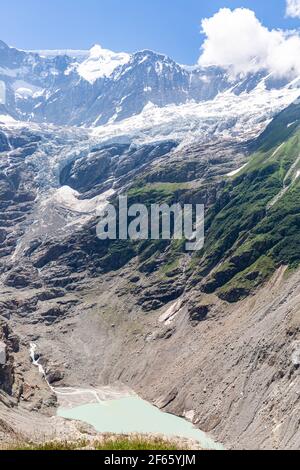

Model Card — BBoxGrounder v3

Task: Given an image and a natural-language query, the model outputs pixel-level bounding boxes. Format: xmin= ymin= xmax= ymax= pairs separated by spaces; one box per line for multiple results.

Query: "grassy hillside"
xmin=109 ymin=99 xmax=300 ymax=303
xmin=191 ymin=100 xmax=300 ymax=301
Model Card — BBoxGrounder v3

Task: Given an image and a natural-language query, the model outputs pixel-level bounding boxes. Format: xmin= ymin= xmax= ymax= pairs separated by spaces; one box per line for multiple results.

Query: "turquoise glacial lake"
xmin=58 ymin=396 xmax=223 ymax=450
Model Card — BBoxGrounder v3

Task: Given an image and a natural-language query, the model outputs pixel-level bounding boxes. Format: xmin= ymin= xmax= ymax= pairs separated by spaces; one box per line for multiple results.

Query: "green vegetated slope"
xmin=191 ymin=100 xmax=300 ymax=302
xmin=89 ymin=100 xmax=300 ymax=305
xmin=125 ymin=100 xmax=300 ymax=304
xmin=92 ymin=182 xmax=190 ymax=274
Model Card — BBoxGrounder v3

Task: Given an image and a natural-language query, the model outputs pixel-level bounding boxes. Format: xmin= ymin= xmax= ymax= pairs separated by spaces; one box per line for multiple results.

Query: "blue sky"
xmin=1 ymin=0 xmax=300 ymax=64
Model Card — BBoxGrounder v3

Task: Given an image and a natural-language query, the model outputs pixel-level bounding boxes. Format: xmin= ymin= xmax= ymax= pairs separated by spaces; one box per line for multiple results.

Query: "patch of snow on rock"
xmin=227 ymin=163 xmax=248 ymax=177
xmin=52 ymin=186 xmax=115 ymax=215
xmin=159 ymin=299 xmax=183 ymax=325
xmin=13 ymin=80 xmax=44 ymax=99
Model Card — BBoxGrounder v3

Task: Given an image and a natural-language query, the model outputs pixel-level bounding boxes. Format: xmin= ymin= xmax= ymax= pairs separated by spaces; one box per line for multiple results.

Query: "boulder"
xmin=188 ymin=304 xmax=211 ymax=325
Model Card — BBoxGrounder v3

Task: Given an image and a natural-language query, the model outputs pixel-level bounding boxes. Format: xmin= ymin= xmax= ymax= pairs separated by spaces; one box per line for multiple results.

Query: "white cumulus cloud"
xmin=198 ymin=8 xmax=300 ymax=78
xmin=286 ymin=0 xmax=300 ymax=18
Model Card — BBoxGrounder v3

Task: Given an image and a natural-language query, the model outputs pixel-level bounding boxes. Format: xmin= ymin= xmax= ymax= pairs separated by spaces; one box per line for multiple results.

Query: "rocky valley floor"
xmin=1 ymin=261 xmax=300 ymax=450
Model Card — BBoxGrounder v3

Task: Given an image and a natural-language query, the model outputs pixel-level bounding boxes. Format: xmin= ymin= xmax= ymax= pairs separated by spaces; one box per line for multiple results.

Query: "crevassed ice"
xmin=92 ymin=83 xmax=300 ymax=146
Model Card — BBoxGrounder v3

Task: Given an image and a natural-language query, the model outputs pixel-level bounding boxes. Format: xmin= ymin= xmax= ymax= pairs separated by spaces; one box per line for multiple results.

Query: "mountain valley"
xmin=0 ymin=39 xmax=300 ymax=450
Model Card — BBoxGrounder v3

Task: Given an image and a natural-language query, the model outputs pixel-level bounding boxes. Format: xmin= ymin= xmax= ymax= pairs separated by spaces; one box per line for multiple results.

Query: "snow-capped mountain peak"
xmin=77 ymin=44 xmax=131 ymax=83
xmin=0 ymin=38 xmax=300 ymax=142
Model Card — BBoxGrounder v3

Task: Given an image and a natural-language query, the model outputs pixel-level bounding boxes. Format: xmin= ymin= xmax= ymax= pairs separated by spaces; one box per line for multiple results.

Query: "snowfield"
xmin=52 ymin=186 xmax=115 ymax=215
xmin=92 ymin=80 xmax=300 ymax=146
xmin=77 ymin=45 xmax=131 ymax=83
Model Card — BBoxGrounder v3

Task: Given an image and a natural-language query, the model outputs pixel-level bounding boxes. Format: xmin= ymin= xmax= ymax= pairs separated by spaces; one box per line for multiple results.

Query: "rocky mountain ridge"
xmin=1 ymin=39 xmax=300 ymax=131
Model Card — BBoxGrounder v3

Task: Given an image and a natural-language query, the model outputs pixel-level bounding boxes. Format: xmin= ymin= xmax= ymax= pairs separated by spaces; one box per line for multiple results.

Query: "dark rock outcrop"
xmin=0 ymin=321 xmax=19 ymax=397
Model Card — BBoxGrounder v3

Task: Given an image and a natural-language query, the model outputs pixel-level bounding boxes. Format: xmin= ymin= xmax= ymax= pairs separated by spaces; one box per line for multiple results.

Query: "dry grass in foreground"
xmin=0 ymin=435 xmax=184 ymax=451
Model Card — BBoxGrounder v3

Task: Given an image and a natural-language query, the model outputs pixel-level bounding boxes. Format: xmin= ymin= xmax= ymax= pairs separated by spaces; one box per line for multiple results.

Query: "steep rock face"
xmin=0 ymin=322 xmax=96 ymax=445
xmin=0 ymin=321 xmax=18 ymax=396
xmin=60 ymin=141 xmax=177 ymax=196
xmin=0 ymin=131 xmax=9 ymax=152
xmin=0 ymin=40 xmax=77 ymax=122
xmin=0 ymin=133 xmax=40 ymax=262
xmin=0 ymin=320 xmax=56 ymax=426
xmin=0 ymin=320 xmax=54 ymax=413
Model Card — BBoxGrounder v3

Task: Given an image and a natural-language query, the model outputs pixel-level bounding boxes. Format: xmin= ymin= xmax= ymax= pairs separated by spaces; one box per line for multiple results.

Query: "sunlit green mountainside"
xmin=192 ymin=100 xmax=300 ymax=302
xmin=11 ymin=98 xmax=300 ymax=311
xmin=85 ymin=99 xmax=300 ymax=304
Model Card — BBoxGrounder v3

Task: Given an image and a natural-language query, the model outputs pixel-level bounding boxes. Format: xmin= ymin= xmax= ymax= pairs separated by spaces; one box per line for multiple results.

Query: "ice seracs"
xmin=92 ymin=80 xmax=300 ymax=146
